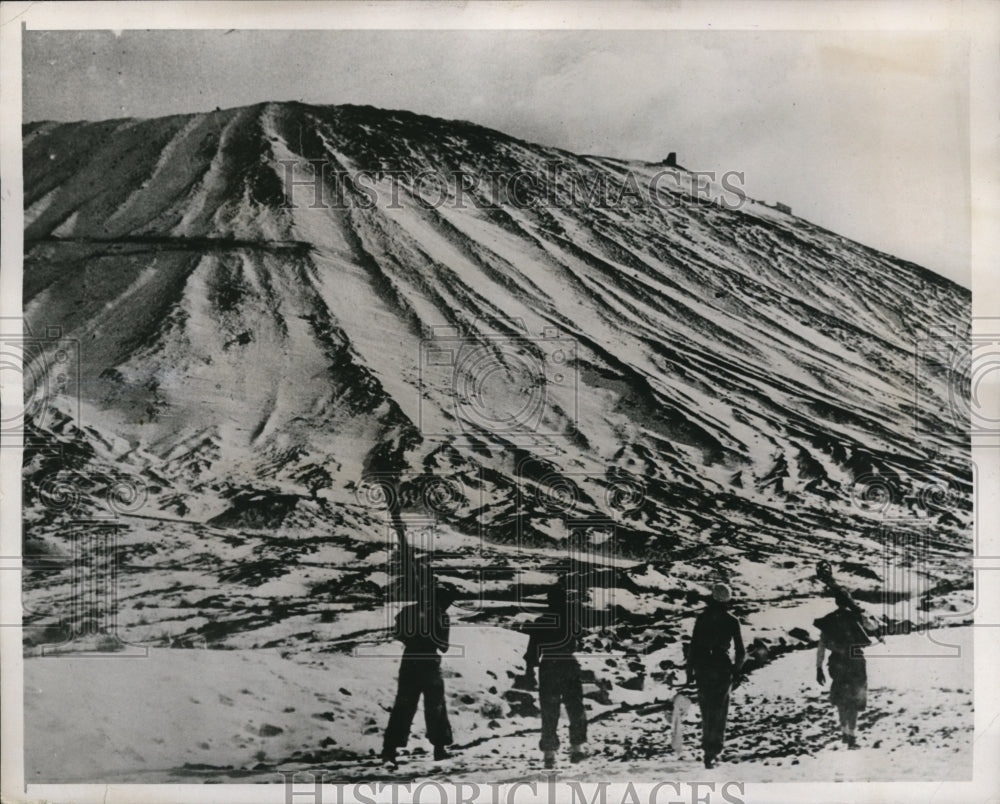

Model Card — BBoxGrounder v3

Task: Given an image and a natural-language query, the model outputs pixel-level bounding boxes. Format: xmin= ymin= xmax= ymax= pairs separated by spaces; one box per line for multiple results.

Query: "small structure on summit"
xmin=662 ymin=152 xmax=678 ymax=167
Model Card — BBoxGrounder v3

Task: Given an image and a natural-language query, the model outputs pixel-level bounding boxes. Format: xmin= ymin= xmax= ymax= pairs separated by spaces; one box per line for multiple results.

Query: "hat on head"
xmin=711 ymin=583 xmax=732 ymax=603
xmin=432 ymin=583 xmax=460 ymax=606
xmin=546 ymin=585 xmax=567 ymax=608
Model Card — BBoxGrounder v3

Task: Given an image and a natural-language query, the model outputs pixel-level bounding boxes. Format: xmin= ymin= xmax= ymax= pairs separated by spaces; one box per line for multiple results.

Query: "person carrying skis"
xmin=814 ymin=589 xmax=873 ymax=748
xmin=520 ymin=585 xmax=589 ymax=769
xmin=686 ymin=582 xmax=746 ymax=769
xmin=381 ymin=584 xmax=458 ymax=765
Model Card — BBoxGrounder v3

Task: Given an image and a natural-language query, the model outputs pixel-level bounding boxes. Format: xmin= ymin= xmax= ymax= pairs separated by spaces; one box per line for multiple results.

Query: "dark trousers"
xmin=695 ymin=663 xmax=733 ymax=757
xmin=383 ymin=655 xmax=453 ymax=750
xmin=828 ymin=651 xmax=867 ymax=736
xmin=538 ymin=659 xmax=588 ymax=751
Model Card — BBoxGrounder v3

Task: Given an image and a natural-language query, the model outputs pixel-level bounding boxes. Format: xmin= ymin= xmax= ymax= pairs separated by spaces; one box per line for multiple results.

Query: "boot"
xmin=543 ymin=750 xmax=556 ymax=769
xmin=433 ymin=745 xmax=451 ymax=761
xmin=569 ymin=743 xmax=588 ymax=763
xmin=381 ymin=747 xmax=398 ymax=766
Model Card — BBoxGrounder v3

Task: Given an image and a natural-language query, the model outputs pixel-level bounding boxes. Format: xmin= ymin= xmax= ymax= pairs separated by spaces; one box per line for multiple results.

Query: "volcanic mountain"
xmin=18 ymin=100 xmax=976 ymax=783
xmin=20 ymin=100 xmax=971 ymax=655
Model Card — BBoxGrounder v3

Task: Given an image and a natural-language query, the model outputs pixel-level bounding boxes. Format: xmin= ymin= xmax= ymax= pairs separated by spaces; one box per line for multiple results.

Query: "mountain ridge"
xmin=19 ymin=101 xmax=973 ymax=295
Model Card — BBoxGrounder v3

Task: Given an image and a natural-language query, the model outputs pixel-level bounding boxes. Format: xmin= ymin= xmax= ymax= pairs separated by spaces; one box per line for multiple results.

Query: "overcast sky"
xmin=23 ymin=29 xmax=970 ymax=287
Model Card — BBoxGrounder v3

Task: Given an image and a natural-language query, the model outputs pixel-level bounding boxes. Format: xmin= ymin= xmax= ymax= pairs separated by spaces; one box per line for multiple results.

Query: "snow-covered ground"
xmin=24 ymin=624 xmax=972 ymax=783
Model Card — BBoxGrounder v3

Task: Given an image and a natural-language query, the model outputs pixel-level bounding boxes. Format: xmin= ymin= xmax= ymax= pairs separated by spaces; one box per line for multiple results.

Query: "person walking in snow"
xmin=686 ymin=583 xmax=746 ymax=769
xmin=381 ymin=584 xmax=458 ymax=765
xmin=520 ymin=585 xmax=589 ymax=769
xmin=814 ymin=589 xmax=873 ymax=749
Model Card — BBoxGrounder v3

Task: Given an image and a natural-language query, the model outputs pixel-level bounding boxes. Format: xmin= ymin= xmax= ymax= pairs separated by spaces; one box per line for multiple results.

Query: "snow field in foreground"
xmin=24 ymin=626 xmax=972 ymax=783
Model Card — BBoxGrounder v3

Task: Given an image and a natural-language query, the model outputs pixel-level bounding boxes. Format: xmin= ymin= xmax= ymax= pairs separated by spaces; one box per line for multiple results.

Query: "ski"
xmin=670 ymin=690 xmax=694 ymax=755
xmin=815 ymin=560 xmax=882 ymax=643
xmin=815 ymin=559 xmax=856 ymax=604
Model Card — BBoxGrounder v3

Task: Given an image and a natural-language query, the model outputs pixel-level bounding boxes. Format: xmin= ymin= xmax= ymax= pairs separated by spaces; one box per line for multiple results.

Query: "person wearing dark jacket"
xmin=686 ymin=583 xmax=746 ymax=769
xmin=521 ymin=586 xmax=588 ymax=769
xmin=814 ymin=590 xmax=874 ymax=748
xmin=381 ymin=585 xmax=457 ymax=764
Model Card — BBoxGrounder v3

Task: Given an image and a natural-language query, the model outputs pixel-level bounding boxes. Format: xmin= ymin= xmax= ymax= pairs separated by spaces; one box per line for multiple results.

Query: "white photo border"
xmin=1 ymin=2 xmax=997 ymax=803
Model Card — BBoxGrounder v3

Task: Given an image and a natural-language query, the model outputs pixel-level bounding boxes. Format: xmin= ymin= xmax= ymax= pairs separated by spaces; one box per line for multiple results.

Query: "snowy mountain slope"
xmin=19 ymin=102 xmax=973 ymax=781
xmin=22 ymin=102 xmax=970 ymax=517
